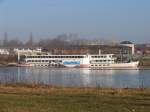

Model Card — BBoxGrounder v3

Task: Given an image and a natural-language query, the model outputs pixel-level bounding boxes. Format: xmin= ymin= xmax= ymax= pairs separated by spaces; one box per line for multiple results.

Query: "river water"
xmin=0 ymin=67 xmax=150 ymax=88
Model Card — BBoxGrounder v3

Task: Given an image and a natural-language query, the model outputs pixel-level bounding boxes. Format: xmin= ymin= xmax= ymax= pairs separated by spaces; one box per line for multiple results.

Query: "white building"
xmin=120 ymin=41 xmax=135 ymax=55
xmin=0 ymin=48 xmax=10 ymax=55
xmin=14 ymin=48 xmax=42 ymax=55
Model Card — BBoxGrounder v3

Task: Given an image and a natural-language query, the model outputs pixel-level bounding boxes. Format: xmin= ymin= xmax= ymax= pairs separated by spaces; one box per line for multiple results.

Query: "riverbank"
xmin=0 ymin=55 xmax=17 ymax=66
xmin=0 ymin=84 xmax=150 ymax=112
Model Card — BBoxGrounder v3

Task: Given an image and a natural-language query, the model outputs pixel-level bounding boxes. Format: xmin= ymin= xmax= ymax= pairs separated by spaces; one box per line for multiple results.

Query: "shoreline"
xmin=0 ymin=65 xmax=150 ymax=70
xmin=0 ymin=84 xmax=149 ymax=94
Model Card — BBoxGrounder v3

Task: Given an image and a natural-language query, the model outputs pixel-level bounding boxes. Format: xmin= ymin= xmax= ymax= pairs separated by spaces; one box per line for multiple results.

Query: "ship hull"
xmin=90 ymin=61 xmax=139 ymax=68
xmin=63 ymin=64 xmax=78 ymax=68
xmin=16 ymin=64 xmax=34 ymax=67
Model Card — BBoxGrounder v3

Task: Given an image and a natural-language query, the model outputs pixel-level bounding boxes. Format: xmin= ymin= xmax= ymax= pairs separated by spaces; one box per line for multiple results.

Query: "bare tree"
xmin=26 ymin=32 xmax=34 ymax=48
xmin=3 ymin=32 xmax=8 ymax=47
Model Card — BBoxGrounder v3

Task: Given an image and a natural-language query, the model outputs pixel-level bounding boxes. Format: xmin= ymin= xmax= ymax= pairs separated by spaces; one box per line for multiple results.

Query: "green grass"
xmin=0 ymin=88 xmax=150 ymax=112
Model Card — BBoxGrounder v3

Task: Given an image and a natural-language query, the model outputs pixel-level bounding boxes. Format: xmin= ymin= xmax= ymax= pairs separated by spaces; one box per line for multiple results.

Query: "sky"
xmin=0 ymin=0 xmax=150 ymax=43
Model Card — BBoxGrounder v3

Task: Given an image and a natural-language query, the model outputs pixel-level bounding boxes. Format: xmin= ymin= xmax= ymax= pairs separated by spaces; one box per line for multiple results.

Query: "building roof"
xmin=120 ymin=41 xmax=133 ymax=44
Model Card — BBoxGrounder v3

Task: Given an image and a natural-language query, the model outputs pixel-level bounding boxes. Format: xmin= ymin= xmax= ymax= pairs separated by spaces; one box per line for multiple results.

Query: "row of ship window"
xmin=91 ymin=64 xmax=109 ymax=67
xmin=26 ymin=55 xmax=112 ymax=59
xmin=26 ymin=56 xmax=84 ymax=58
xmin=91 ymin=55 xmax=113 ymax=58
xmin=91 ymin=60 xmax=114 ymax=62
xmin=27 ymin=60 xmax=62 ymax=62
xmin=91 ymin=56 xmax=107 ymax=58
xmin=27 ymin=60 xmax=114 ymax=63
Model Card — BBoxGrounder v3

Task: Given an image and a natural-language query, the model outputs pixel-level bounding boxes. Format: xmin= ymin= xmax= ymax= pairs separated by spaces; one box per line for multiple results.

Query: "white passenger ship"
xmin=22 ymin=54 xmax=139 ymax=68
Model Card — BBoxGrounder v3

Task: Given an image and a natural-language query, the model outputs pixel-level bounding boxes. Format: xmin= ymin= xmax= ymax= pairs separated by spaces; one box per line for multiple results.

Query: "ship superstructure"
xmin=23 ymin=53 xmax=139 ymax=68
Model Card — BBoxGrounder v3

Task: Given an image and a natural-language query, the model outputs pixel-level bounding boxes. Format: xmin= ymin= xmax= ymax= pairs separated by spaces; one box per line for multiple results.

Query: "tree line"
xmin=2 ymin=33 xmax=118 ymax=50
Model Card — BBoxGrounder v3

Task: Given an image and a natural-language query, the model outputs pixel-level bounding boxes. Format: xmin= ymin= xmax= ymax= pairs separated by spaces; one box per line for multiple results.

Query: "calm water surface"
xmin=0 ymin=67 xmax=150 ymax=88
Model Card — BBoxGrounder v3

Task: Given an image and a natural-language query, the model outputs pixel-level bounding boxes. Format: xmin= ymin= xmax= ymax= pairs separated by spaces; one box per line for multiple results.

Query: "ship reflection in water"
xmin=0 ymin=67 xmax=149 ymax=88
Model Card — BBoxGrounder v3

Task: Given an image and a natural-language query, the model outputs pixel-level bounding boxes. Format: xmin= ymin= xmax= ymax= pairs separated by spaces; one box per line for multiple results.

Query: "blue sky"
xmin=0 ymin=0 xmax=150 ymax=43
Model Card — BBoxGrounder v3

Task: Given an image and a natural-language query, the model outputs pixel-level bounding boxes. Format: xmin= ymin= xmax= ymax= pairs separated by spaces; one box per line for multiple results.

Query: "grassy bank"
xmin=0 ymin=85 xmax=150 ymax=112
